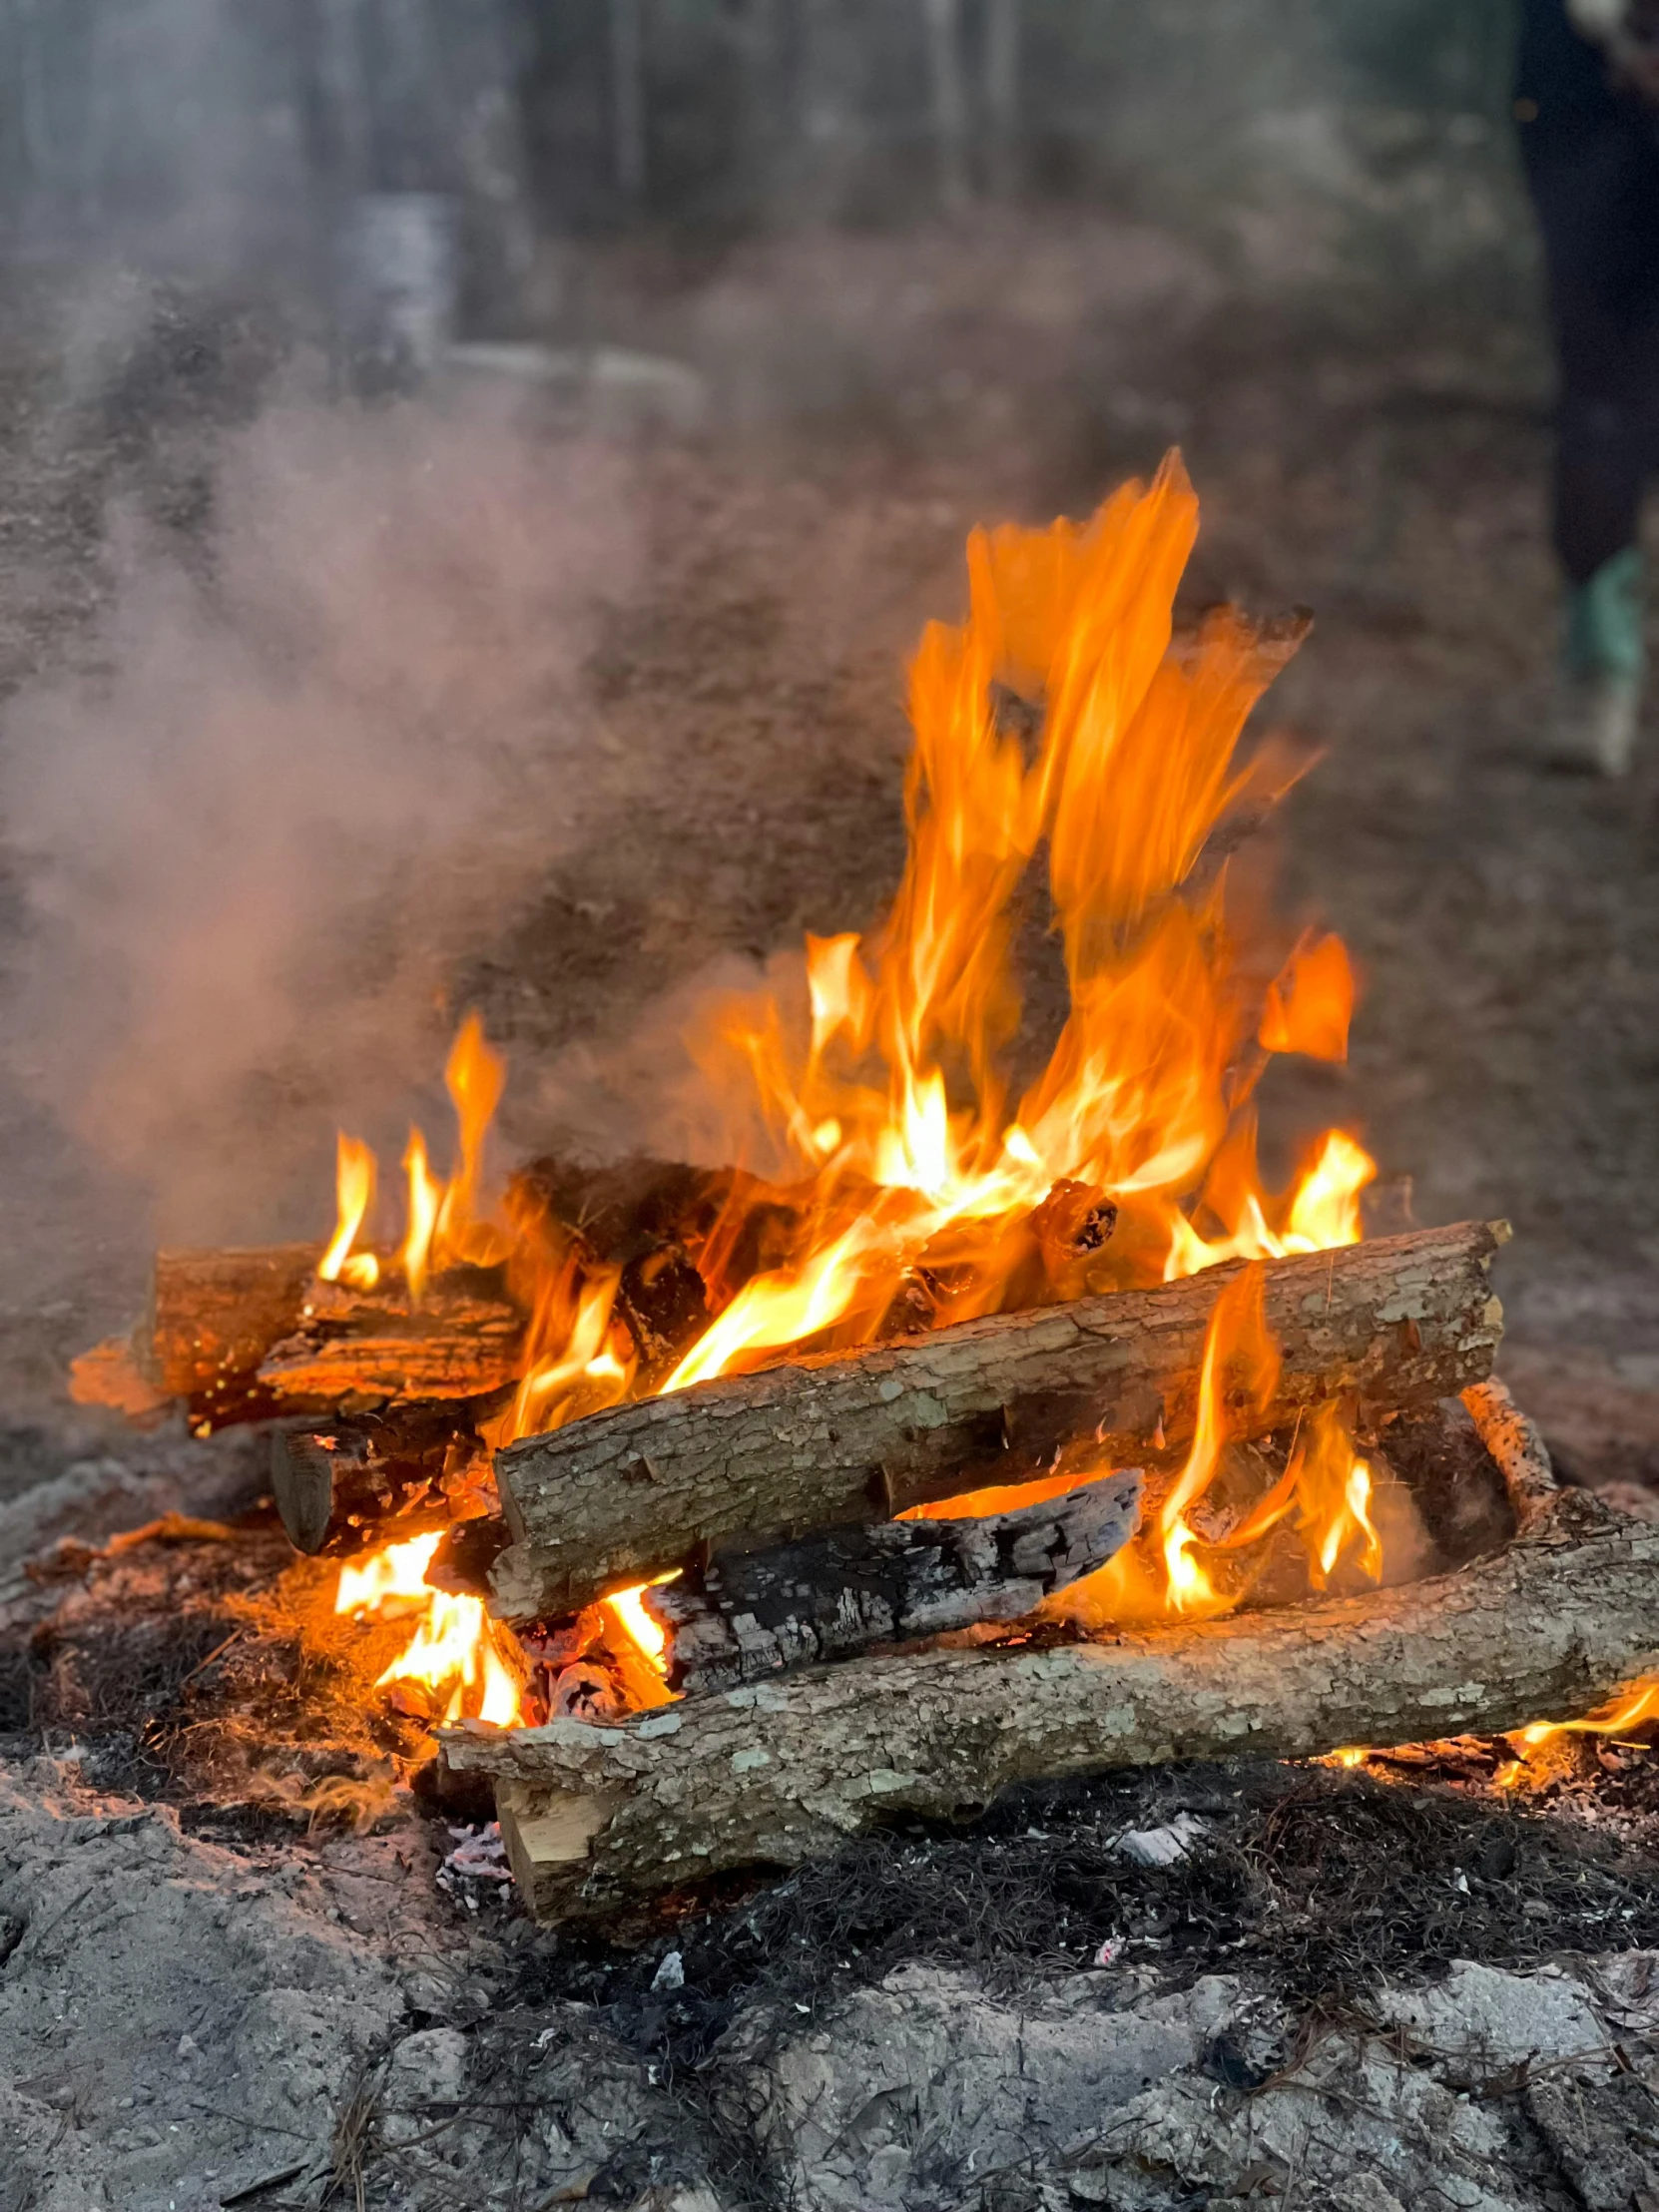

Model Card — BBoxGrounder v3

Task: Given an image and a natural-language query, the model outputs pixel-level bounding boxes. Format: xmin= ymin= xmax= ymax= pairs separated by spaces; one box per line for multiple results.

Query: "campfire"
xmin=75 ymin=453 xmax=1659 ymax=1921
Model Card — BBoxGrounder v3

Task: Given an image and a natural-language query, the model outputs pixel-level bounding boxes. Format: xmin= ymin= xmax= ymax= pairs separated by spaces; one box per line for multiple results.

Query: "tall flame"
xmin=318 ymin=1134 xmax=379 ymax=1291
xmin=401 ymin=1129 xmax=443 ymax=1305
xmin=654 ymin=454 xmax=1374 ymax=1389
xmin=435 ymin=1013 xmax=509 ymax=1270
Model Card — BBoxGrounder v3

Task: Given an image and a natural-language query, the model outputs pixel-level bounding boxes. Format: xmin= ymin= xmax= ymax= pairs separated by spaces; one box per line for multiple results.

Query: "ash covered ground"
xmin=3 ymin=216 xmax=1659 ymax=2206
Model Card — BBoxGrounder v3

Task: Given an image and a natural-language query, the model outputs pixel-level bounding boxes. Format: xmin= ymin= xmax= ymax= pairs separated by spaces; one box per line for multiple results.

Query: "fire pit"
xmin=71 ymin=452 xmax=1659 ymax=1926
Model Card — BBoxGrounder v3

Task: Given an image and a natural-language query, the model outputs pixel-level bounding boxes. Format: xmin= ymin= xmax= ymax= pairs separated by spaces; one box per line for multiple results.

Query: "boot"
xmin=1546 ymin=544 xmax=1645 ymax=778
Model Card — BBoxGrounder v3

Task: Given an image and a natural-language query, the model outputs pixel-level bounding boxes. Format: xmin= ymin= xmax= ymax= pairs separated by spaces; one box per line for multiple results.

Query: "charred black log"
xmin=647 ymin=1468 xmax=1143 ymax=1693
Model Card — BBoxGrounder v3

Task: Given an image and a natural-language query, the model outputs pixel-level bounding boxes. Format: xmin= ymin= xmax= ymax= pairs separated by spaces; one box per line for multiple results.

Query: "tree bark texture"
xmin=447 ymin=1383 xmax=1659 ymax=1928
xmin=651 ymin=1467 xmax=1143 ymax=1694
xmin=492 ymin=1222 xmax=1508 ymax=1619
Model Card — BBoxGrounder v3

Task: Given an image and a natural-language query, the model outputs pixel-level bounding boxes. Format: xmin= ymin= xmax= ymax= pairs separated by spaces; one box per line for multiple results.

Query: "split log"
xmin=649 ymin=1467 xmax=1143 ymax=1694
xmin=448 ymin=1382 xmax=1659 ymax=1926
xmin=492 ymin=1221 xmax=1508 ymax=1618
xmin=257 ymin=1277 xmax=523 ymax=1407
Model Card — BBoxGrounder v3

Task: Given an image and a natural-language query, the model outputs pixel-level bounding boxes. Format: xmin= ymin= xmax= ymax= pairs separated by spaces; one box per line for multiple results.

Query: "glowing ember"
xmin=334 ymin=1532 xmax=521 ymax=1727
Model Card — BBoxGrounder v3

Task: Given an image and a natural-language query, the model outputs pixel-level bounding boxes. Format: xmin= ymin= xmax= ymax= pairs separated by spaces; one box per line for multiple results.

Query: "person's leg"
xmin=1525 ymin=123 xmax=1659 ymax=772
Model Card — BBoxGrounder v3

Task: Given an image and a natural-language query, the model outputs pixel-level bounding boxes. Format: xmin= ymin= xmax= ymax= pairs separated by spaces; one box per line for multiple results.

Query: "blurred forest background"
xmin=0 ymin=1 xmax=1527 ymax=327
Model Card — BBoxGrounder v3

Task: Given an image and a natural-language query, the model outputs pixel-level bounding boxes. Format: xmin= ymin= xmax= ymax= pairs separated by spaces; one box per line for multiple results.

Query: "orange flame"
xmin=1513 ymin=1679 xmax=1659 ymax=1752
xmin=1260 ymin=933 xmax=1356 ymax=1063
xmin=434 ymin=1013 xmax=510 ymax=1271
xmin=1160 ymin=1263 xmax=1282 ymax=1613
xmin=334 ymin=1531 xmax=521 ymax=1727
xmin=657 ymin=455 xmax=1374 ymax=1389
xmin=604 ymin=1576 xmax=682 ymax=1679
xmin=310 ymin=1012 xmax=513 ymax=1307
xmin=496 ymin=1264 xmax=636 ymax=1447
xmin=401 ymin=1129 xmax=443 ymax=1305
xmin=311 ymin=462 xmax=1373 ymax=1435
xmin=318 ymin=1134 xmax=379 ymax=1291
xmin=1045 ymin=1286 xmax=1386 ymax=1631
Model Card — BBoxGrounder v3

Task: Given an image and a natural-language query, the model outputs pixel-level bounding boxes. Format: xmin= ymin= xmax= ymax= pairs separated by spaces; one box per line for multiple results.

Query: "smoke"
xmin=0 ymin=385 xmax=641 ymax=1253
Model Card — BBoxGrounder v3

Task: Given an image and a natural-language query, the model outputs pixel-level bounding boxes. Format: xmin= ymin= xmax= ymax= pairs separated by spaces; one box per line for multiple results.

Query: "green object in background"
xmin=1564 ymin=544 xmax=1646 ymax=685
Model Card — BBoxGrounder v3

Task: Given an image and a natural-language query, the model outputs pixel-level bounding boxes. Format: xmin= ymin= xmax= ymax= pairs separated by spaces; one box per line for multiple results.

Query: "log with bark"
xmin=447 ymin=1382 xmax=1659 ymax=1926
xmin=491 ymin=1220 xmax=1508 ymax=1618
xmin=648 ymin=1466 xmax=1143 ymax=1694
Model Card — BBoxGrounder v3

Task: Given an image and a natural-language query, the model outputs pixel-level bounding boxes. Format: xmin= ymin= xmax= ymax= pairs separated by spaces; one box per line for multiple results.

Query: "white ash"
xmin=1110 ymin=1811 xmax=1208 ymax=1869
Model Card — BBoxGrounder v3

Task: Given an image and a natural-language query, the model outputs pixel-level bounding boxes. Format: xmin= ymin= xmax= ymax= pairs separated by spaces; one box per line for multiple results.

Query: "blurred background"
xmin=0 ymin=3 xmax=1522 ymax=303
xmin=0 ymin=1 xmax=1653 ymax=1493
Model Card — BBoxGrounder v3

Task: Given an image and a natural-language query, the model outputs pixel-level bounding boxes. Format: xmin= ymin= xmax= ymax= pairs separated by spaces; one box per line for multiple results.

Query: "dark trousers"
xmin=1518 ymin=40 xmax=1659 ymax=583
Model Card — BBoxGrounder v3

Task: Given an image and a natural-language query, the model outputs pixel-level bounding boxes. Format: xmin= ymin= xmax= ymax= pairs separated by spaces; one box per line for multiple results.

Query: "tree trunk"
xmin=652 ymin=1466 xmax=1142 ymax=1693
xmin=610 ymin=0 xmax=646 ymax=201
xmin=492 ymin=1220 xmax=1508 ymax=1618
xmin=983 ymin=0 xmax=1021 ymax=196
xmin=449 ymin=1385 xmax=1659 ymax=1928
xmin=921 ymin=0 xmax=971 ymax=212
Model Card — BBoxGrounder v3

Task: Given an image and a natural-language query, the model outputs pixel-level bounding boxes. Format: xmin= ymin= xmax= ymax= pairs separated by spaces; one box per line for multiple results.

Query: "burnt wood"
xmin=648 ymin=1467 xmax=1143 ymax=1693
xmin=491 ymin=1221 xmax=1509 ymax=1619
xmin=269 ymin=1403 xmax=476 ymax=1555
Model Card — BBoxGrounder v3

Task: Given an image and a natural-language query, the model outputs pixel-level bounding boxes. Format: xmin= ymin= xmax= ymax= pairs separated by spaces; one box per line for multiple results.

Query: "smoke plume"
xmin=0 ymin=386 xmax=640 ymax=1258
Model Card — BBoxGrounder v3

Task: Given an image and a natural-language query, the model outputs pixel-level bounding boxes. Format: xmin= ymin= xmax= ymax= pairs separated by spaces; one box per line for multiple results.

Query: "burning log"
xmin=650 ymin=1467 xmax=1143 ymax=1694
xmin=82 ymin=1158 xmax=735 ymax=1429
xmin=268 ymin=1404 xmax=481 ymax=1556
xmin=256 ymin=1276 xmax=523 ymax=1407
xmin=491 ymin=1221 xmax=1507 ymax=1618
xmin=447 ymin=1383 xmax=1659 ymax=1926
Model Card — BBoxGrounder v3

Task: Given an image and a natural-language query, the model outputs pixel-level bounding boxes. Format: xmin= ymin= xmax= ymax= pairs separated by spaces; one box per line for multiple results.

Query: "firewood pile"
xmin=72 ymin=1189 xmax=1659 ymax=1929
